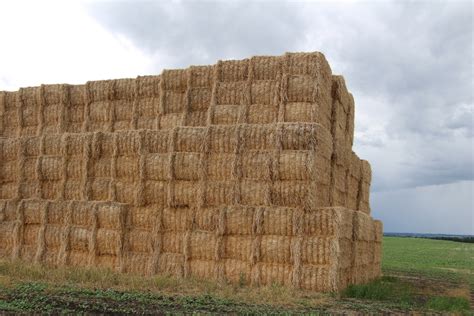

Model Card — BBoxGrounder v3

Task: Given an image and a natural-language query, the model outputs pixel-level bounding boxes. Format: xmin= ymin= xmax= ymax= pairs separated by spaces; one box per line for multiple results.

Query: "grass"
xmin=0 ymin=237 xmax=472 ymax=314
xmin=382 ymin=237 xmax=474 ymax=286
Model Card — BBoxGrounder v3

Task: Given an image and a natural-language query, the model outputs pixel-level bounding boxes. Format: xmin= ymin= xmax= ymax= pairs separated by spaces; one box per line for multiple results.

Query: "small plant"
xmin=425 ymin=296 xmax=470 ymax=312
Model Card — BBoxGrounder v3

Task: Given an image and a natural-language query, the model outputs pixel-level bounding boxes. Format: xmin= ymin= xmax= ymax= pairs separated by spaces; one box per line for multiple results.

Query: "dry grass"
xmin=0 ymin=259 xmax=329 ymax=308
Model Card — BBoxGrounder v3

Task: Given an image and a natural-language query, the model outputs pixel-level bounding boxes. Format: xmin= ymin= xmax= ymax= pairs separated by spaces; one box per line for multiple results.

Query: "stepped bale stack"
xmin=0 ymin=52 xmax=382 ymax=291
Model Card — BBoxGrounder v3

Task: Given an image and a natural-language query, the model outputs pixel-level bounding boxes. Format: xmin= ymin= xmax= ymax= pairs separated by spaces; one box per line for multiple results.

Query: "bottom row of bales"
xmin=0 ymin=198 xmax=381 ymax=291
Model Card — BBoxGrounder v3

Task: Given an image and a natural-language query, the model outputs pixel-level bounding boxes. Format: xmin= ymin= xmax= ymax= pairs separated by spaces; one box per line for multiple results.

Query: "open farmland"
xmin=0 ymin=236 xmax=471 ymax=314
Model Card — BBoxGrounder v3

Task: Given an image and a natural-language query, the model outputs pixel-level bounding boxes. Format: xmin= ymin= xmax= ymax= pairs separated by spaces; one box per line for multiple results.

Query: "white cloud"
xmin=0 ymin=1 xmax=152 ymax=91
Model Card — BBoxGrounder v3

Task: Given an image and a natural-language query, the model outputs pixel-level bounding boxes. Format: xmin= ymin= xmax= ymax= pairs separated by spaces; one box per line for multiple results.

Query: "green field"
xmin=0 ymin=237 xmax=472 ymax=314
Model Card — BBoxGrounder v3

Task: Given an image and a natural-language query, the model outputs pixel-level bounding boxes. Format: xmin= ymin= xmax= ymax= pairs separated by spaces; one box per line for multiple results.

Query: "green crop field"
xmin=0 ymin=237 xmax=472 ymax=314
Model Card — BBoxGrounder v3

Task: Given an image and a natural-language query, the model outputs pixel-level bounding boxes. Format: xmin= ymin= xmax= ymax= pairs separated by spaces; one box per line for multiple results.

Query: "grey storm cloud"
xmin=84 ymin=0 xmax=474 ymax=195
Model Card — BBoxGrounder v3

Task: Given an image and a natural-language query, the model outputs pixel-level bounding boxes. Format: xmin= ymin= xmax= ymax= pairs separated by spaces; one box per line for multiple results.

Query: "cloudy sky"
xmin=1 ymin=0 xmax=472 ymax=234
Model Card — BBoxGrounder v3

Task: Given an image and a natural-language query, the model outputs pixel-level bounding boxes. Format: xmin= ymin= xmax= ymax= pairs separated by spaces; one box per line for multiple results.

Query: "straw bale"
xmin=135 ymin=98 xmax=159 ymax=130
xmin=204 ymin=181 xmax=235 ymax=206
xmin=185 ymin=111 xmax=207 ymax=126
xmin=300 ymin=266 xmax=330 ymax=291
xmin=247 ymin=103 xmax=278 ymax=124
xmin=68 ymin=250 xmax=89 ymax=267
xmin=89 ymin=179 xmax=111 ymax=201
xmin=300 ymin=237 xmax=333 ymax=265
xmin=251 ymin=56 xmax=282 ymax=80
xmin=172 ymin=181 xmax=198 ymax=207
xmin=123 ymin=252 xmax=150 ymax=274
xmin=20 ymin=245 xmax=37 ymax=261
xmin=353 ymin=211 xmax=374 ymax=242
xmin=212 ymin=104 xmax=240 ymax=125
xmin=95 ymin=254 xmax=120 ymax=270
xmin=239 ymin=180 xmax=269 ymax=206
xmin=285 ymin=52 xmax=331 ymax=77
xmin=157 ymin=253 xmax=184 ymax=277
xmin=250 ymin=80 xmax=279 ymax=105
xmin=161 ymin=69 xmax=188 ymax=91
xmin=222 ymin=235 xmax=252 ymax=261
xmin=0 ymin=200 xmax=13 ymax=222
xmin=1 ymin=184 xmax=17 ymax=199
xmin=280 ymin=123 xmax=329 ymax=151
xmin=144 ymin=181 xmax=167 ymax=205
xmin=284 ymin=102 xmax=330 ymax=128
xmin=69 ymin=227 xmax=90 ymax=251
xmin=222 ymin=259 xmax=251 ymax=283
xmin=194 ymin=207 xmax=219 ymax=232
xmin=161 ymin=231 xmax=184 ymax=253
xmin=302 ymin=207 xmax=342 ymax=237
xmin=0 ymin=222 xmax=15 ymax=256
xmin=174 ymin=127 xmax=205 ymax=152
xmin=260 ymin=236 xmax=291 ymax=264
xmin=136 ymin=75 xmax=160 ymax=98
xmin=162 ymin=90 xmax=186 ymax=113
xmin=206 ymin=153 xmax=233 ymax=180
xmin=127 ymin=206 xmax=156 ymax=230
xmin=23 ymin=137 xmax=40 ymax=157
xmin=216 ymin=82 xmax=247 ymax=106
xmin=39 ymin=157 xmax=63 ymax=180
xmin=88 ymin=80 xmax=113 ymax=101
xmin=225 ymin=206 xmax=254 ymax=235
xmin=188 ymin=259 xmax=215 ymax=280
xmin=173 ymin=153 xmax=201 ymax=181
xmin=241 ymin=151 xmax=271 ymax=180
xmin=261 ymin=207 xmax=294 ymax=236
xmin=239 ymin=125 xmax=273 ymax=151
xmin=144 ymin=130 xmax=169 ymax=153
xmin=23 ymin=157 xmax=38 ymax=180
xmin=96 ymin=229 xmax=122 ymax=255
xmin=188 ymin=231 xmax=216 ymax=260
xmin=22 ymin=199 xmax=44 ymax=224
xmin=354 ymin=241 xmax=373 ymax=266
xmin=218 ymin=59 xmax=249 ymax=82
xmin=162 ymin=207 xmax=194 ymax=232
xmin=144 ymin=153 xmax=168 ymax=181
xmin=360 ymin=160 xmax=372 ymax=182
xmin=158 ymin=113 xmax=183 ymax=130
xmin=116 ymin=157 xmax=139 ymax=180
xmin=272 ymin=181 xmax=310 ymax=208
xmin=331 ymin=76 xmax=352 ymax=112
xmin=3 ymin=91 xmax=18 ymax=110
xmin=40 ymin=181 xmax=62 ymax=200
xmin=126 ymin=229 xmax=152 ymax=254
xmin=286 ymin=76 xmax=319 ymax=103
xmin=1 ymin=109 xmax=19 ymax=138
xmin=259 ymin=263 xmax=293 ymax=286
xmin=374 ymin=220 xmax=383 ymax=243
xmin=190 ymin=66 xmax=213 ymax=88
xmin=44 ymin=225 xmax=63 ymax=248
xmin=189 ymin=88 xmax=211 ymax=111
xmin=96 ymin=203 xmax=126 ymax=230
xmin=208 ymin=125 xmax=238 ymax=153
xmin=1 ymin=160 xmax=18 ymax=182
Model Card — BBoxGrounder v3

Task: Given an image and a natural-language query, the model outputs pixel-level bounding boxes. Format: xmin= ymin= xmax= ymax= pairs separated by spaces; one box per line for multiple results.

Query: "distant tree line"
xmin=384 ymin=233 xmax=474 ymax=243
xmin=427 ymin=236 xmax=474 ymax=243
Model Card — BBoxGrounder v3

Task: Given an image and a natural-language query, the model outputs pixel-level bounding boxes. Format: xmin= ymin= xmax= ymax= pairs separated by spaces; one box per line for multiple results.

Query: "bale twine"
xmin=58 ymin=201 xmax=74 ymax=266
xmin=250 ymin=207 xmax=264 ymax=286
xmin=87 ymin=204 xmax=99 ymax=267
xmin=12 ymin=199 xmax=25 ymax=260
xmin=34 ymin=201 xmax=49 ymax=264
xmin=36 ymin=85 xmax=46 ymax=136
xmin=16 ymin=88 xmax=24 ymax=138
xmin=82 ymin=82 xmax=91 ymax=132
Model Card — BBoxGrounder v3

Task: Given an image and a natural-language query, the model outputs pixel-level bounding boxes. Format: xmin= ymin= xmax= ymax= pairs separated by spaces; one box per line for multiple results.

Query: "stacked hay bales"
xmin=0 ymin=52 xmax=382 ymax=292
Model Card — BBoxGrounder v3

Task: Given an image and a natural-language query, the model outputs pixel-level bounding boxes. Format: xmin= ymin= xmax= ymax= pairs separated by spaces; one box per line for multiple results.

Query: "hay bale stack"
xmin=0 ymin=51 xmax=381 ymax=292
